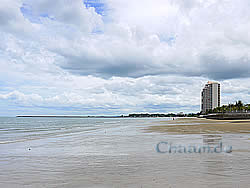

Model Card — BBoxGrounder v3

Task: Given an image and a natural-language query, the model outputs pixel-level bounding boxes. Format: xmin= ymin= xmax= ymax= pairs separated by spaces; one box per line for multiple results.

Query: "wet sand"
xmin=146 ymin=118 xmax=250 ymax=134
xmin=1 ymin=117 xmax=250 ymax=188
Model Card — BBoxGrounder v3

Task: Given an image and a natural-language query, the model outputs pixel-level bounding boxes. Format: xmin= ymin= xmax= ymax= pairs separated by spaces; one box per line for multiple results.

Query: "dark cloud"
xmin=56 ymin=51 xmax=250 ymax=80
xmin=200 ymin=55 xmax=250 ymax=80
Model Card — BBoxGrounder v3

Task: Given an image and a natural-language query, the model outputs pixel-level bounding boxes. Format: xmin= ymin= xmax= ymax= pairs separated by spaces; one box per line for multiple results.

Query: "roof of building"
xmin=207 ymin=81 xmax=219 ymax=84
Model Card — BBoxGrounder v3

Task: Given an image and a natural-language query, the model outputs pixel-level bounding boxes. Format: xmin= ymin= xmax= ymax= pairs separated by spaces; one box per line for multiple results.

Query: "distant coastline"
xmin=16 ymin=112 xmax=250 ymax=120
xmin=16 ymin=113 xmax=198 ymax=118
xmin=16 ymin=115 xmax=121 ymax=118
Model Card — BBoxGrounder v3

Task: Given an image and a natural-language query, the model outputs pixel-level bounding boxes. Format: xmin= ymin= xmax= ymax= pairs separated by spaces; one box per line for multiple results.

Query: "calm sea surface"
xmin=0 ymin=117 xmax=250 ymax=188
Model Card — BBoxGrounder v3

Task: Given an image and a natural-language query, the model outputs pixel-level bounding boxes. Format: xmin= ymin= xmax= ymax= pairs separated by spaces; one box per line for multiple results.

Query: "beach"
xmin=146 ymin=117 xmax=250 ymax=134
xmin=0 ymin=117 xmax=250 ymax=187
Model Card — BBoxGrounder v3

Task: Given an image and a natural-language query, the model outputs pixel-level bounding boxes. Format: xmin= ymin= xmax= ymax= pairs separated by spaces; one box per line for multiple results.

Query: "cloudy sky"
xmin=0 ymin=0 xmax=250 ymax=116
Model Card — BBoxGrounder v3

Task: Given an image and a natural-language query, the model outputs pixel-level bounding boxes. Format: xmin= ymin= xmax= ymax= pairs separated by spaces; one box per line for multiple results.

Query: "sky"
xmin=0 ymin=0 xmax=250 ymax=116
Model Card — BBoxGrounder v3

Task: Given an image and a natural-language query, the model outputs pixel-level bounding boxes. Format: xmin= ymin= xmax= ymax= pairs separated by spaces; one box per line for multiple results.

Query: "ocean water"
xmin=0 ymin=117 xmax=250 ymax=188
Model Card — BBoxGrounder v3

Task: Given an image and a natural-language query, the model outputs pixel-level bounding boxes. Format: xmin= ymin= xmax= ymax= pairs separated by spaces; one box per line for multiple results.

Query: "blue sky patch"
xmin=20 ymin=3 xmax=55 ymax=23
xmin=84 ymin=0 xmax=107 ymax=16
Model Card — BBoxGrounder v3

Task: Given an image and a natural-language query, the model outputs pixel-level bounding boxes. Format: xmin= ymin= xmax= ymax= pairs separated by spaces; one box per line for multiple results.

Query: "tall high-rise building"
xmin=201 ymin=81 xmax=220 ymax=113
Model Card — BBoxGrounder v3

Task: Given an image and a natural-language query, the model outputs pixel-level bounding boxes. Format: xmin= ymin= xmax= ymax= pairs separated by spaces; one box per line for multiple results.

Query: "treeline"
xmin=127 ymin=113 xmax=198 ymax=118
xmin=207 ymin=100 xmax=250 ymax=114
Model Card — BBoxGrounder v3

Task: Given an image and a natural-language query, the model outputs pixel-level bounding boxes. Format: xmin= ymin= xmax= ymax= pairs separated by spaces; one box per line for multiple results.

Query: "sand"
xmin=145 ymin=117 xmax=250 ymax=134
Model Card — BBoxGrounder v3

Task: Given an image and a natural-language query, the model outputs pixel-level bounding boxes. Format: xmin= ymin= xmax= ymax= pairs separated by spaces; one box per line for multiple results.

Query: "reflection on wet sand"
xmin=203 ymin=134 xmax=222 ymax=145
xmin=1 ymin=117 xmax=250 ymax=188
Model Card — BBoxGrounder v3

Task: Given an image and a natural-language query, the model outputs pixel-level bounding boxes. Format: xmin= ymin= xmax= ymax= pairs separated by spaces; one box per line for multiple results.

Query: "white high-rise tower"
xmin=201 ymin=81 xmax=220 ymax=113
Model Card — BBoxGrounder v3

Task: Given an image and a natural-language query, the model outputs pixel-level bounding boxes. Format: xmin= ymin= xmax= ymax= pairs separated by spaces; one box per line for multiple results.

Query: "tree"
xmin=211 ymin=100 xmax=248 ymax=114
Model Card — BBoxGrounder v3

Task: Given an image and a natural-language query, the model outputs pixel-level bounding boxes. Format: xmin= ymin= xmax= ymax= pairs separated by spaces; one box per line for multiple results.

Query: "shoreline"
xmin=145 ymin=117 xmax=250 ymax=134
xmin=201 ymin=113 xmax=250 ymax=120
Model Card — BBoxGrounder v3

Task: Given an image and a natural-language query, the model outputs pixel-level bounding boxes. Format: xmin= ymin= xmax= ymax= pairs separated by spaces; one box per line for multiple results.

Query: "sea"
xmin=0 ymin=117 xmax=250 ymax=188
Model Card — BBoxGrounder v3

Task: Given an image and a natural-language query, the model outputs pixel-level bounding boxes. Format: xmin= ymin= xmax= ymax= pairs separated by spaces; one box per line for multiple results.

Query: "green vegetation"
xmin=207 ymin=100 xmax=250 ymax=114
xmin=127 ymin=113 xmax=199 ymax=118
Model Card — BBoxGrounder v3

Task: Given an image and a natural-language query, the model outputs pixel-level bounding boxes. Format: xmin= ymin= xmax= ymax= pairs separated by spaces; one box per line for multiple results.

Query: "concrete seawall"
xmin=203 ymin=113 xmax=250 ymax=120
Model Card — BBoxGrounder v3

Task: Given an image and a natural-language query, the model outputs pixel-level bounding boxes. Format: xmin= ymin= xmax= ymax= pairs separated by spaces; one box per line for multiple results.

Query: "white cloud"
xmin=0 ymin=73 xmax=210 ymax=114
xmin=24 ymin=0 xmax=103 ymax=33
xmin=0 ymin=90 xmax=43 ymax=106
xmin=0 ymin=0 xmax=250 ymax=115
xmin=0 ymin=0 xmax=35 ymax=35
xmin=39 ymin=0 xmax=250 ymax=79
